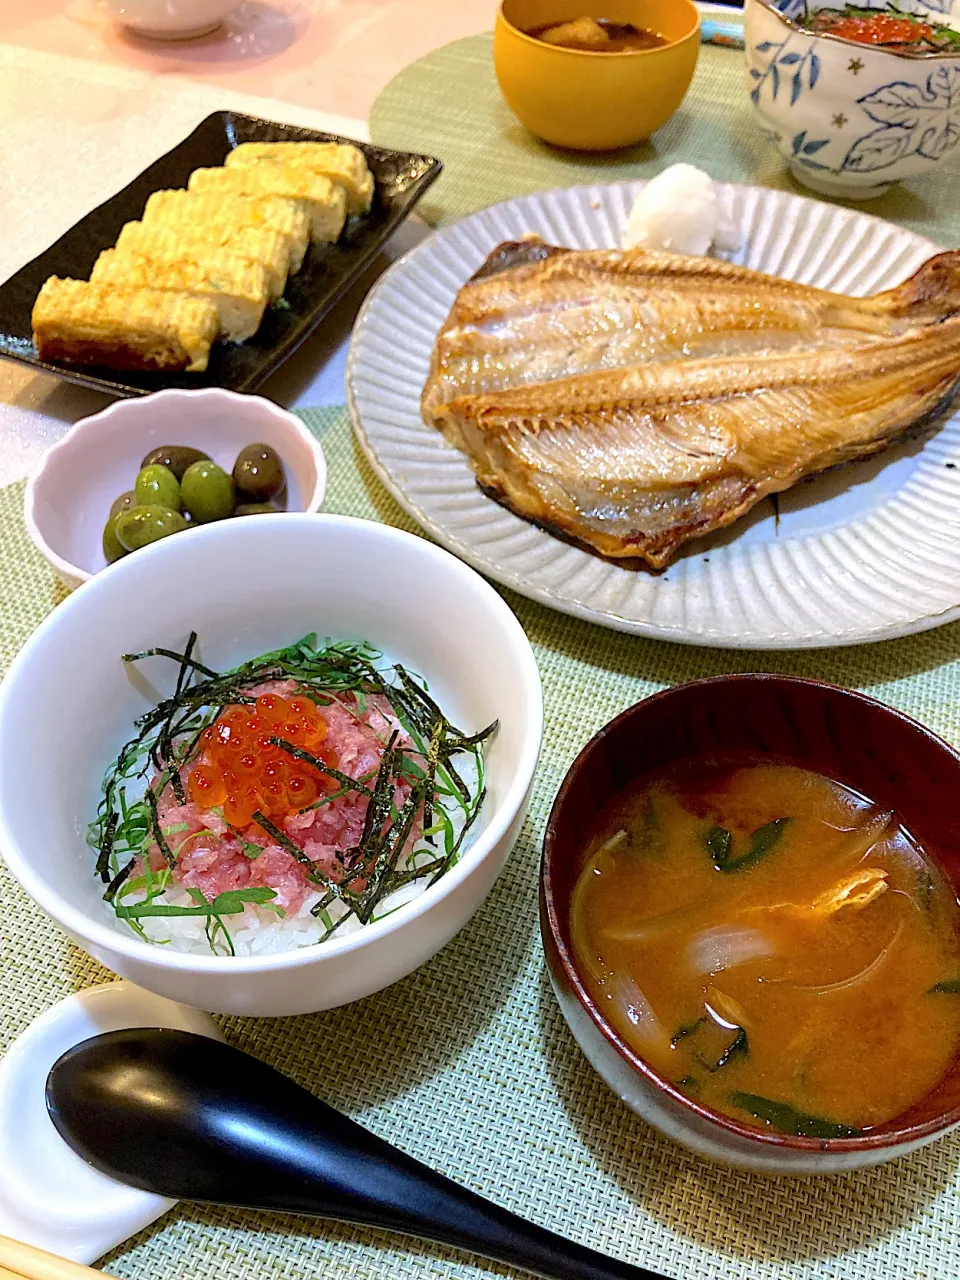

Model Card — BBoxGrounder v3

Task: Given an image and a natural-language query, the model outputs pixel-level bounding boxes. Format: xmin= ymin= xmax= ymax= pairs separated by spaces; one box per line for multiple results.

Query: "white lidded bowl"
xmin=745 ymin=0 xmax=960 ymax=199
xmin=0 ymin=515 xmax=543 ymax=1016
xmin=25 ymin=388 xmax=326 ymax=591
xmin=103 ymin=0 xmax=236 ymax=40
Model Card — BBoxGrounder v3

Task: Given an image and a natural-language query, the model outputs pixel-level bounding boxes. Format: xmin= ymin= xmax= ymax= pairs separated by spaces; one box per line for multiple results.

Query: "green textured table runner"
xmin=1 ymin=33 xmax=960 ymax=1280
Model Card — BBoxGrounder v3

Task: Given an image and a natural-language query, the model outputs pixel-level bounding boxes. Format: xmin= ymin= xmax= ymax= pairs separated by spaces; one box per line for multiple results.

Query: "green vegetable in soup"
xmin=704 ymin=817 xmax=791 ymax=872
xmin=730 ymin=1092 xmax=863 ymax=1139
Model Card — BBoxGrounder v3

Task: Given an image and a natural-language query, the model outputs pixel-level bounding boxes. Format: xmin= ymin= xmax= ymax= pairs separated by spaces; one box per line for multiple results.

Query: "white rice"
xmin=621 ymin=163 xmax=741 ymax=257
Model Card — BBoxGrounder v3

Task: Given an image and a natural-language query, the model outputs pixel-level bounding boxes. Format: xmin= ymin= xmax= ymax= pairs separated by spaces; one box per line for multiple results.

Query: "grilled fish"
xmin=423 ymin=241 xmax=960 ymax=567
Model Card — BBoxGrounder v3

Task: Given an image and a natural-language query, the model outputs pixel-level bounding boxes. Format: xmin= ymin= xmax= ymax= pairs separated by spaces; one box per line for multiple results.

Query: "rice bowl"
xmin=0 ymin=514 xmax=542 ymax=1016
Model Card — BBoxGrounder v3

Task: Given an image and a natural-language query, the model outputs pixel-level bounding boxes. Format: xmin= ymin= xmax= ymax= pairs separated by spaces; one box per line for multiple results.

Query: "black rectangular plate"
xmin=0 ymin=110 xmax=441 ymax=397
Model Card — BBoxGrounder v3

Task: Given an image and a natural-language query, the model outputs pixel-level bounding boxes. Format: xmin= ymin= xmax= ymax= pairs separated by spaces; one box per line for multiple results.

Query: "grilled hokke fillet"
xmin=423 ymin=242 xmax=960 ymax=568
xmin=32 ymin=278 xmax=218 ymax=373
xmin=423 ymin=240 xmax=960 ymax=431
xmin=442 ymin=322 xmax=960 ymax=568
xmin=225 ymin=141 xmax=374 ymax=215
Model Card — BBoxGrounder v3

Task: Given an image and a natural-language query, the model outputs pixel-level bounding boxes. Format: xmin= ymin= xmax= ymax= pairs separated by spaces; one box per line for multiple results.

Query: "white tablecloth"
xmin=0 ymin=44 xmax=426 ymax=486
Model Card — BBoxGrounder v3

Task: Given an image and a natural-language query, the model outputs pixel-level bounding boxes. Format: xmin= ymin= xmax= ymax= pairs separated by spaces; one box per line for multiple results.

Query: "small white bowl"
xmin=25 ymin=388 xmax=326 ymax=592
xmin=745 ymin=0 xmax=960 ymax=199
xmin=0 ymin=515 xmax=543 ymax=1017
xmin=103 ymin=0 xmax=235 ymax=40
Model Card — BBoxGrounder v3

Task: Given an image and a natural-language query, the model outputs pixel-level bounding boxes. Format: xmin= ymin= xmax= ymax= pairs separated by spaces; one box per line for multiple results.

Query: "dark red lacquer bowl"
xmin=541 ymin=675 xmax=960 ymax=1172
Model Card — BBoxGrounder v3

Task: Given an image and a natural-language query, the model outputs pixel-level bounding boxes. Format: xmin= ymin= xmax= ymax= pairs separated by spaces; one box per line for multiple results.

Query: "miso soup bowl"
xmin=542 ymin=675 xmax=960 ymax=1173
xmin=0 ymin=515 xmax=543 ymax=1017
xmin=494 ymin=0 xmax=701 ymax=151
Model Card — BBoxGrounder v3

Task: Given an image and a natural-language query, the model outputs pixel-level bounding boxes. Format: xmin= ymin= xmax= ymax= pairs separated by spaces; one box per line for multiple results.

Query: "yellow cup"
xmin=494 ymin=0 xmax=701 ymax=151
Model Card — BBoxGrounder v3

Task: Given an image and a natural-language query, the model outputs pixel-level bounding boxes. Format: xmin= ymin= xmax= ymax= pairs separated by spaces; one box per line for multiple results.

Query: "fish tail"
xmin=878 ymin=250 xmax=960 ymax=322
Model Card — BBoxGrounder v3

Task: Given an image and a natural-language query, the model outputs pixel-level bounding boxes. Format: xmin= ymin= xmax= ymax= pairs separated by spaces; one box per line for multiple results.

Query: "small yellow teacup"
xmin=494 ymin=0 xmax=701 ymax=151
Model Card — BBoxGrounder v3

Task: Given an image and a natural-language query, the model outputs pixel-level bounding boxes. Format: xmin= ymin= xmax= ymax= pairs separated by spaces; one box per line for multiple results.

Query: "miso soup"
xmin=570 ymin=761 xmax=960 ymax=1136
xmin=526 ymin=18 xmax=668 ymax=52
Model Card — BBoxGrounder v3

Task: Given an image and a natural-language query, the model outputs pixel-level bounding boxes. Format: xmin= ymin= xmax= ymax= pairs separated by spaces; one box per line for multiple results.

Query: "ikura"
xmin=812 ymin=10 xmax=934 ymax=44
xmin=187 ymin=694 xmax=331 ymax=825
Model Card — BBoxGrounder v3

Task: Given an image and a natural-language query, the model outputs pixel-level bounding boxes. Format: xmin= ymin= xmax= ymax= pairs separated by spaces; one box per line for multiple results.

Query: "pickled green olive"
xmin=234 ymin=502 xmax=277 ymax=516
xmin=180 ymin=460 xmax=235 ymax=523
xmin=116 ymin=506 xmax=188 ymax=552
xmin=233 ymin=443 xmax=285 ymax=502
xmin=109 ymin=490 xmax=138 ymax=522
xmin=102 ymin=515 xmax=127 ymax=564
xmin=141 ymin=444 xmax=211 ymax=481
xmin=135 ymin=464 xmax=182 ymax=513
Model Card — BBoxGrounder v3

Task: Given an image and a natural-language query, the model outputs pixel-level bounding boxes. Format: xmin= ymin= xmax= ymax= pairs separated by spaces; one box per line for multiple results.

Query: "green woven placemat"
xmin=2 ymin=408 xmax=960 ymax=1280
xmin=369 ymin=35 xmax=960 ymax=244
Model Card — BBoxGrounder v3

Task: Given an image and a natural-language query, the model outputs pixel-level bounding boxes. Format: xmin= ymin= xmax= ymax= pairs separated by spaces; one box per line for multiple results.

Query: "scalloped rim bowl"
xmin=541 ymin=675 xmax=960 ymax=1172
xmin=24 ymin=388 xmax=327 ymax=591
xmin=0 ymin=514 xmax=543 ymax=1016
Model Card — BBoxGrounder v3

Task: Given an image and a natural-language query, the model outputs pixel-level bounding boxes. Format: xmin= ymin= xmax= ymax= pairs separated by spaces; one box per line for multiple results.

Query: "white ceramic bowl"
xmin=25 ymin=388 xmax=326 ymax=591
xmin=0 ymin=515 xmax=543 ymax=1016
xmin=103 ymin=0 xmax=235 ymax=40
xmin=745 ymin=0 xmax=960 ymax=198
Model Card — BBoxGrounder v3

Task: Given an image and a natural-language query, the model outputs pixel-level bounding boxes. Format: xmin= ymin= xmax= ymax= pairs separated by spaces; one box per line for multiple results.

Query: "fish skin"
xmin=440 ymin=318 xmax=960 ymax=568
xmin=422 ymin=240 xmax=960 ymax=439
xmin=421 ymin=241 xmax=960 ymax=567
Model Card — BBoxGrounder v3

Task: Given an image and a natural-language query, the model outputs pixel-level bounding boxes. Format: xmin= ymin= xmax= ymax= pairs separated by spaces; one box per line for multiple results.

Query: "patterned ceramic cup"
xmin=744 ymin=0 xmax=960 ymax=198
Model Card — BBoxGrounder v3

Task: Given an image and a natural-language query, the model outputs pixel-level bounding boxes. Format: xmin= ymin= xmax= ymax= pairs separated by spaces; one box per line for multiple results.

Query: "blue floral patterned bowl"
xmin=744 ymin=0 xmax=960 ymax=198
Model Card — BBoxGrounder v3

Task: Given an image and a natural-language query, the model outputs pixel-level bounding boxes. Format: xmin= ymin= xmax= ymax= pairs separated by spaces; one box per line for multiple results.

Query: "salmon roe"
xmin=187 ymin=694 xmax=332 ymax=827
xmin=816 ymin=12 xmax=933 ymax=44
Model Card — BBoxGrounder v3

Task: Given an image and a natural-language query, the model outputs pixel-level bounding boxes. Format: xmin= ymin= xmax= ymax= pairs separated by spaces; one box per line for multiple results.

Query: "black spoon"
xmin=47 ymin=1028 xmax=670 ymax=1280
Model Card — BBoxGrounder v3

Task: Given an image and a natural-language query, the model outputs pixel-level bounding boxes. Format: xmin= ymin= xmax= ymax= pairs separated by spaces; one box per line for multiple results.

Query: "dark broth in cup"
xmin=525 ymin=17 xmax=667 ymax=51
xmin=569 ymin=760 xmax=960 ymax=1138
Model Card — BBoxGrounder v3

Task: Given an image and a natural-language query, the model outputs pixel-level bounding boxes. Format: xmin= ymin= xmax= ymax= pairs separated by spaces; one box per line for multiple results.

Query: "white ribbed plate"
xmin=346 ymin=182 xmax=960 ymax=649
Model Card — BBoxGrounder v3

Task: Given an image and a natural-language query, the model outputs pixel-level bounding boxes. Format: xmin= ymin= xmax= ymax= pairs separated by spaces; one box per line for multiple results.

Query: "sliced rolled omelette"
xmin=142 ymin=189 xmax=310 ymax=274
xmin=91 ymin=247 xmax=270 ymax=342
xmin=32 ymin=279 xmax=218 ymax=372
xmin=225 ymin=141 xmax=374 ymax=215
xmin=187 ymin=165 xmax=347 ymax=244
xmin=114 ymin=220 xmax=291 ymax=301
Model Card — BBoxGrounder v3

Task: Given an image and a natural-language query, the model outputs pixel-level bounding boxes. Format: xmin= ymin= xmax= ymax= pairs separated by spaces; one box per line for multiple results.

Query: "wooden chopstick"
xmin=0 ymin=1236 xmax=105 ymax=1280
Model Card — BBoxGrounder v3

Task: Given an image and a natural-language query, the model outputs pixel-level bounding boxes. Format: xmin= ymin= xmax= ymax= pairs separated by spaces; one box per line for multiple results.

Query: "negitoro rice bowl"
xmin=91 ymin=631 xmax=494 ymax=957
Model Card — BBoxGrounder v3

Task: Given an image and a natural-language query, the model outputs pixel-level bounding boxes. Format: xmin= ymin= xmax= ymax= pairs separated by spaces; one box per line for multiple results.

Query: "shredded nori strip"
xmin=270 ymin=737 xmax=374 ymax=798
xmin=145 ymin=787 xmax=176 ymax=870
xmin=103 ymin=857 xmax=135 ymax=902
xmin=95 ymin=807 xmax=118 ymax=885
xmin=121 ymin=644 xmax=218 ymax=678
